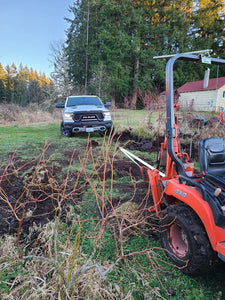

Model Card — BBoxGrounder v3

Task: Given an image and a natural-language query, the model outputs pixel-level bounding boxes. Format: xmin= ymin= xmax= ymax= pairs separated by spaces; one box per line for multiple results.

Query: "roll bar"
xmin=165 ymin=53 xmax=225 ymax=176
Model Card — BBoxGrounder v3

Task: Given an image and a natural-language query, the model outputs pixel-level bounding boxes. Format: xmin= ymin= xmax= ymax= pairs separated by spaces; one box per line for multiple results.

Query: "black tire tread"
xmin=159 ymin=204 xmax=216 ymax=275
xmin=60 ymin=122 xmax=72 ymax=137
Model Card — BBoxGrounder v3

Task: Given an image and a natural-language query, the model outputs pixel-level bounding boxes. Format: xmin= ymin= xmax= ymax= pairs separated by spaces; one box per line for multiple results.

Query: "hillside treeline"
xmin=0 ymin=63 xmax=54 ymax=106
xmin=57 ymin=0 xmax=225 ymax=107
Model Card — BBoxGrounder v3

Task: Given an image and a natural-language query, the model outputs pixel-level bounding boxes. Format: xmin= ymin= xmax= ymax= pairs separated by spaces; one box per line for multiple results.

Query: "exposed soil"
xmin=0 ymin=166 xmax=80 ymax=236
xmin=114 ymin=128 xmax=163 ymax=152
xmin=0 ymin=130 xmax=197 ymax=238
xmin=114 ymin=128 xmax=199 ymax=160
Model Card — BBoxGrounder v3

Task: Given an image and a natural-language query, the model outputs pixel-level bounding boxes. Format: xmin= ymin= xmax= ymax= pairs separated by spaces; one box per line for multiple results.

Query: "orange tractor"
xmin=217 ymin=110 xmax=225 ymax=124
xmin=122 ymin=52 xmax=225 ymax=274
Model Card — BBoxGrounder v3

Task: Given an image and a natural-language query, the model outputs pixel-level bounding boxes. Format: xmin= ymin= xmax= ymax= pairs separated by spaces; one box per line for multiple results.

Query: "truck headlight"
xmin=64 ymin=113 xmax=73 ymax=120
xmin=104 ymin=111 xmax=111 ymax=121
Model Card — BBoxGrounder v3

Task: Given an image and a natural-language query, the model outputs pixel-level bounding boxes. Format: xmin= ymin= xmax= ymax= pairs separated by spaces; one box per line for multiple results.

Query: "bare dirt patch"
xmin=0 ymin=164 xmax=80 ymax=236
xmin=0 ymin=127 xmax=199 ymax=239
xmin=0 ymin=133 xmax=155 ymax=238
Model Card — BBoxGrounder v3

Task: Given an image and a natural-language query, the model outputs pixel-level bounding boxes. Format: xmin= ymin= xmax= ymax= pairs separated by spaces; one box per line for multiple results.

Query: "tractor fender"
xmin=164 ymin=179 xmax=225 ymax=253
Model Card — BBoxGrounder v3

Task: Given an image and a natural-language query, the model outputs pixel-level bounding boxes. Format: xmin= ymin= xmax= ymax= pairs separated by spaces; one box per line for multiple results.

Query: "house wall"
xmin=178 ymin=90 xmax=218 ymax=111
xmin=216 ymin=84 xmax=225 ymax=110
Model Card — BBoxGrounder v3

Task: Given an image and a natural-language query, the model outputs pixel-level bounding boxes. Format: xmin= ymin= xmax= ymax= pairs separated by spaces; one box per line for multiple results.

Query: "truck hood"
xmin=65 ymin=105 xmax=109 ymax=113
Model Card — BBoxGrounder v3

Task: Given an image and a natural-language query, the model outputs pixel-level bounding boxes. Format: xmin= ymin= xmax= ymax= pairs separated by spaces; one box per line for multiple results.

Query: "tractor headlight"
xmin=103 ymin=111 xmax=111 ymax=121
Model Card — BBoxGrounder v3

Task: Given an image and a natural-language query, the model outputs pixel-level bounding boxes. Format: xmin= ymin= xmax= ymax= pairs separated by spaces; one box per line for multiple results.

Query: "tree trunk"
xmin=111 ymin=90 xmax=116 ymax=108
xmin=130 ymin=88 xmax=138 ymax=110
xmin=84 ymin=0 xmax=90 ymax=93
xmin=130 ymin=50 xmax=140 ymax=110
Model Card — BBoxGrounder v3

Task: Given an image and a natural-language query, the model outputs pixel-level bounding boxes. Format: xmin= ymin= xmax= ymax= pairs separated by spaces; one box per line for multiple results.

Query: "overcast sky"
xmin=0 ymin=0 xmax=74 ymax=76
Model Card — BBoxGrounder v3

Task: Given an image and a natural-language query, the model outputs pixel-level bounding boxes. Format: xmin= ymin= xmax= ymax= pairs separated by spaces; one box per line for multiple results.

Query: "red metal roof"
xmin=177 ymin=77 xmax=225 ymax=93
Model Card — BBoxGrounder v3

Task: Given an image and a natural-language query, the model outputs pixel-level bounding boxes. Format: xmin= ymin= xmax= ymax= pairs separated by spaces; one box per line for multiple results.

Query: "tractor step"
xmin=217 ymin=242 xmax=225 ymax=262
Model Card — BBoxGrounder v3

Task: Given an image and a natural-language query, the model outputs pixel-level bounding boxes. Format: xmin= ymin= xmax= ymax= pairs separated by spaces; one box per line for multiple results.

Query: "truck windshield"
xmin=66 ymin=96 xmax=103 ymax=107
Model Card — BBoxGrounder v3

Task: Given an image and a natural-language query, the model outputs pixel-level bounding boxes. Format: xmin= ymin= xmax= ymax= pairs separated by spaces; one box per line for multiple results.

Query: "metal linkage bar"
xmin=119 ymin=147 xmax=165 ymax=177
xmin=153 ymin=49 xmax=213 ymax=60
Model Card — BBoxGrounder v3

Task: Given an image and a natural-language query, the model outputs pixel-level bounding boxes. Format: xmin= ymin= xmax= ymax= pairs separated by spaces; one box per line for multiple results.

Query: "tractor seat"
xmin=199 ymin=137 xmax=225 ymax=191
xmin=199 ymin=138 xmax=225 ymax=226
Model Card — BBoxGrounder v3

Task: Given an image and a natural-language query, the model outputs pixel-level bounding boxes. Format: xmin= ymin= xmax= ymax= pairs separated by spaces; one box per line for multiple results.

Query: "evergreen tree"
xmin=5 ymin=65 xmax=14 ymax=102
xmin=191 ymin=0 xmax=224 ymax=52
xmin=0 ymin=79 xmax=6 ymax=102
xmin=0 ymin=62 xmax=54 ymax=106
xmin=65 ymin=0 xmax=225 ymax=107
xmin=0 ymin=63 xmax=6 ymax=85
xmin=66 ymin=0 xmax=92 ymax=90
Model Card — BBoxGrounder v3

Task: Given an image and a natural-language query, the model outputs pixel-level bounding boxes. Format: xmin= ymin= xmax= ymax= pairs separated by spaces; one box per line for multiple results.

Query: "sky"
xmin=0 ymin=0 xmax=74 ymax=77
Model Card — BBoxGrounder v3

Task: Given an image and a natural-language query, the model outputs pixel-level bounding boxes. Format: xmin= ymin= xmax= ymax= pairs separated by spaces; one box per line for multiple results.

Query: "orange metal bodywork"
xmin=145 ymin=104 xmax=225 ymax=257
xmin=143 ymin=54 xmax=225 ymax=261
xmin=165 ymin=179 xmax=225 ymax=255
xmin=147 ymin=168 xmax=225 ymax=256
xmin=218 ymin=111 xmax=225 ymax=124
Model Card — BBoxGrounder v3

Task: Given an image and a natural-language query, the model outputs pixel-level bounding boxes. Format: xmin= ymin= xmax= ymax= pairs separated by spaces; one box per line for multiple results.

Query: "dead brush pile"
xmin=0 ymin=133 xmax=168 ymax=299
xmin=0 ymin=225 xmax=120 ymax=300
xmin=0 ymin=103 xmax=61 ymax=126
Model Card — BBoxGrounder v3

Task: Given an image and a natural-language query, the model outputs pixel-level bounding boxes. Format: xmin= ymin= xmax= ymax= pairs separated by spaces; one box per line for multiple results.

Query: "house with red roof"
xmin=177 ymin=74 xmax=225 ymax=112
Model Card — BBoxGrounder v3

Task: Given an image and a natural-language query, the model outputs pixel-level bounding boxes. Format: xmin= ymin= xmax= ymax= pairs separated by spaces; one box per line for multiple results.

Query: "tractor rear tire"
xmin=159 ymin=204 xmax=215 ymax=275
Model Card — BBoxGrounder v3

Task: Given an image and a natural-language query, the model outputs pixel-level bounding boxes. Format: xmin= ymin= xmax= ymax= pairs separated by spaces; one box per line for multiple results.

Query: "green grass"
xmin=0 ymin=123 xmax=59 ymax=143
xmin=0 ymin=109 xmax=160 ymax=163
xmin=112 ymin=109 xmax=163 ymax=129
xmin=0 ymin=123 xmax=103 ymax=164
xmin=0 ymin=123 xmax=58 ymax=161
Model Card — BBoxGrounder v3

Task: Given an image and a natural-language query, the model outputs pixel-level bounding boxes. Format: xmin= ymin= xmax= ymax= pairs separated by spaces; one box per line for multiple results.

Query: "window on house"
xmin=223 ymin=91 xmax=225 ymax=98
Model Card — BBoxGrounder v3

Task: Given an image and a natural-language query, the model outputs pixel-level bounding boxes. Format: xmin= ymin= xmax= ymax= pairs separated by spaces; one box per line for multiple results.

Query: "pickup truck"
xmin=56 ymin=95 xmax=114 ymax=137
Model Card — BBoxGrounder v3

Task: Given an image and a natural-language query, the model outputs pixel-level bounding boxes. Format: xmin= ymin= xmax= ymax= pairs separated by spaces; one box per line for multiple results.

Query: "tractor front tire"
xmin=159 ymin=204 xmax=215 ymax=275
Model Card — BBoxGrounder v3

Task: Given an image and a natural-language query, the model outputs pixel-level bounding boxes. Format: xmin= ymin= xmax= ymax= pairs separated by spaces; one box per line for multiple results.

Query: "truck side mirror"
xmin=104 ymin=102 xmax=111 ymax=107
xmin=55 ymin=103 xmax=65 ymax=108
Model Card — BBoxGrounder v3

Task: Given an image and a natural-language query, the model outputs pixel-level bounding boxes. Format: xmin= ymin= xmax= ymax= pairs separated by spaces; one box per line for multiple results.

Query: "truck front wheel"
xmin=60 ymin=122 xmax=72 ymax=137
xmin=159 ymin=204 xmax=215 ymax=275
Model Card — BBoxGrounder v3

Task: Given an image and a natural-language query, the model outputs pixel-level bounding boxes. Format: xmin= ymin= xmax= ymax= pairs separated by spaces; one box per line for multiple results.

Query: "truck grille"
xmin=73 ymin=112 xmax=104 ymax=122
